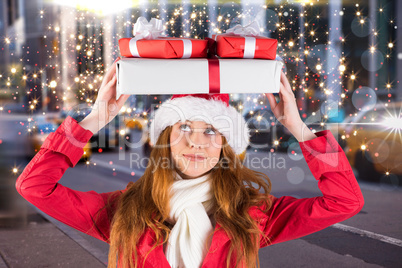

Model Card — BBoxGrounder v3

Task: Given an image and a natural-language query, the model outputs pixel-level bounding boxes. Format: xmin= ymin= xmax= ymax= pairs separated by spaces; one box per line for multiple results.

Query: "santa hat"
xmin=149 ymin=94 xmax=250 ymax=155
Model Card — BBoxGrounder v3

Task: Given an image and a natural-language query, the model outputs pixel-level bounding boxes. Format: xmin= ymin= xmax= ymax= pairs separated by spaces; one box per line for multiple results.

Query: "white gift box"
xmin=116 ymin=58 xmax=282 ymax=99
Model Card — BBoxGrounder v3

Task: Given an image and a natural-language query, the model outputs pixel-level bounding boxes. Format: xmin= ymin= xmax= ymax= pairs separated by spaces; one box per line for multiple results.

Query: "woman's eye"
xmin=179 ymin=124 xmax=191 ymax=132
xmin=205 ymin=128 xmax=216 ymax=135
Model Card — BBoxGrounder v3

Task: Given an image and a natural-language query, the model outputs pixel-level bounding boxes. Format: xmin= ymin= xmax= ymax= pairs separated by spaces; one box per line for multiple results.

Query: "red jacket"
xmin=16 ymin=116 xmax=364 ymax=267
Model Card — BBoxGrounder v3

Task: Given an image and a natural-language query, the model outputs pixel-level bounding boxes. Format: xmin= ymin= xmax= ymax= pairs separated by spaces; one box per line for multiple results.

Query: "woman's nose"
xmin=187 ymin=131 xmax=206 ymax=149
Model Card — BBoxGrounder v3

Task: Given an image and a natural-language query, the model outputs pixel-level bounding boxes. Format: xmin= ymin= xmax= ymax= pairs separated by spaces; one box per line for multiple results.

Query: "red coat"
xmin=16 ymin=116 xmax=364 ymax=267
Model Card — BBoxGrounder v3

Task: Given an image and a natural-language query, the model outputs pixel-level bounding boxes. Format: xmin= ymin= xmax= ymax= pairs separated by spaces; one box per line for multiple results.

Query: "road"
xmin=3 ymin=116 xmax=402 ymax=267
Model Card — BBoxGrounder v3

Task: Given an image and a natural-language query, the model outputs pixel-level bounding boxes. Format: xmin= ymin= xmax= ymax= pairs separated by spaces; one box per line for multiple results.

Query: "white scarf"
xmin=165 ymin=172 xmax=214 ymax=268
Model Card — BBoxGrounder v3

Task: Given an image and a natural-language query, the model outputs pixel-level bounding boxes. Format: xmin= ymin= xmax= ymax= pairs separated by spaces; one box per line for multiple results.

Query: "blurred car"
xmin=57 ymin=108 xmax=132 ymax=152
xmin=27 ymin=116 xmax=92 ymax=162
xmin=124 ymin=111 xmax=149 ymax=131
xmin=1 ymin=102 xmax=29 ymax=114
xmin=328 ymin=102 xmax=402 ymax=182
xmin=243 ymin=106 xmax=292 ymax=152
xmin=93 ymin=115 xmax=132 ymax=151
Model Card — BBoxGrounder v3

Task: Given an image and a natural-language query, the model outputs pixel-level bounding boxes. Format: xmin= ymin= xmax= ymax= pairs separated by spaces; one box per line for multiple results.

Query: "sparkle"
xmin=49 ymin=80 xmax=57 ymax=88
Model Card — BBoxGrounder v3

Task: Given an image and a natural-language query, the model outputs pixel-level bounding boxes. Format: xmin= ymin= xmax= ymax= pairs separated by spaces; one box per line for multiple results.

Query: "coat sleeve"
xmin=15 ymin=116 xmax=120 ymax=243
xmin=259 ymin=130 xmax=365 ymax=248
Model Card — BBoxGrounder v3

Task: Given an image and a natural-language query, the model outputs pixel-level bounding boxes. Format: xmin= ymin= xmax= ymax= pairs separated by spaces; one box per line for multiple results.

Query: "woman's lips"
xmin=183 ymin=154 xmax=206 ymax=161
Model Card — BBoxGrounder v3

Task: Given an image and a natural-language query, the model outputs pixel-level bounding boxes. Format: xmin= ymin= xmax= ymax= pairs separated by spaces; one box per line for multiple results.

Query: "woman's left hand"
xmin=265 ymin=71 xmax=302 ymax=130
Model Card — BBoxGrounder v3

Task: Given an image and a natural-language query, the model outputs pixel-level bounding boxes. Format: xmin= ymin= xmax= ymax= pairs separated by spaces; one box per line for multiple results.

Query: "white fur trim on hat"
xmin=149 ymin=96 xmax=250 ymax=155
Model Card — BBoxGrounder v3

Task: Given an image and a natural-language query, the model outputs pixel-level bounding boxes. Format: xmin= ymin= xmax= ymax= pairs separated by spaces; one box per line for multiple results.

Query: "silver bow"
xmin=133 ymin=16 xmax=163 ymax=40
xmin=226 ymin=21 xmax=260 ymax=36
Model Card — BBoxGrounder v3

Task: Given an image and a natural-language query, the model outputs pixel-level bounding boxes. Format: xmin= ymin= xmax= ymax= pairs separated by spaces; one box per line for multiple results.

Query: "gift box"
xmin=118 ymin=37 xmax=208 ymax=59
xmin=213 ymin=34 xmax=278 ymax=59
xmin=116 ymin=58 xmax=282 ymax=99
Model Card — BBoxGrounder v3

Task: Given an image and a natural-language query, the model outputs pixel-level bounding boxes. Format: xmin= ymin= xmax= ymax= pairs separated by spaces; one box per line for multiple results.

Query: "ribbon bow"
xmin=226 ymin=21 xmax=260 ymax=36
xmin=133 ymin=16 xmax=163 ymax=40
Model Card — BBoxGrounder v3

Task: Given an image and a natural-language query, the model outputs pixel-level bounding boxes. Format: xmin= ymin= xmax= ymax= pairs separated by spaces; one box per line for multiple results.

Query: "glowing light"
xmin=381 ymin=116 xmax=402 ymax=129
xmin=87 ymin=51 xmax=92 ymax=56
xmin=351 ymin=74 xmax=356 ymax=80
xmin=339 ymin=65 xmax=346 ymax=72
xmin=288 ymin=41 xmax=294 ymax=47
xmin=361 ymin=145 xmax=366 ymax=150
xmin=74 ymin=77 xmax=80 ymax=82
xmin=11 ymin=68 xmax=16 ymax=74
xmin=13 ymin=168 xmax=18 ymax=174
xmin=55 ymin=26 xmax=60 ymax=32
xmin=360 ymin=19 xmax=365 ymax=24
xmin=22 ymin=75 xmax=27 ymax=80
xmin=76 ymin=45 xmax=81 ymax=50
xmin=388 ymin=43 xmax=394 ymax=48
xmin=274 ymin=140 xmax=279 ymax=146
xmin=49 ymin=80 xmax=57 ymax=88
xmin=386 ymin=83 xmax=391 ymax=88
xmin=316 ymin=64 xmax=322 ymax=71
xmin=5 ymin=38 xmax=10 ymax=44
xmin=191 ymin=13 xmax=196 ymax=19
xmin=120 ymin=129 xmax=126 ymax=136
xmin=356 ymin=11 xmax=361 ymax=16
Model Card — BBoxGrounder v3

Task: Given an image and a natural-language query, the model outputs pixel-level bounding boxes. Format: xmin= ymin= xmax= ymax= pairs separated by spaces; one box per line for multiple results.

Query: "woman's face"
xmin=170 ymin=120 xmax=223 ymax=179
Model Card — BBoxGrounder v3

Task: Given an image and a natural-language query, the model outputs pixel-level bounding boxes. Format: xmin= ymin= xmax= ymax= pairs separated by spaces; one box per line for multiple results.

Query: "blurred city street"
xmin=1 ymin=0 xmax=402 ymax=267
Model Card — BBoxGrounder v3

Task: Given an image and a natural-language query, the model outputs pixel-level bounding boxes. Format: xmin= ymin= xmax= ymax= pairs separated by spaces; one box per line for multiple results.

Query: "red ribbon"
xmin=208 ymin=57 xmax=220 ymax=93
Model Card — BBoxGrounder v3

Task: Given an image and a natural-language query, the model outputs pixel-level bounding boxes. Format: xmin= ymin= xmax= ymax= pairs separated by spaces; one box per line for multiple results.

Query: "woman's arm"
xmin=16 ymin=116 xmax=119 ymax=242
xmin=16 ymin=58 xmax=130 ymax=242
xmin=256 ymin=129 xmax=364 ymax=247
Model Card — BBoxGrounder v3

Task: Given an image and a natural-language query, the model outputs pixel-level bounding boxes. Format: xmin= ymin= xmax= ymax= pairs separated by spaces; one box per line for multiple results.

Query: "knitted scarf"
xmin=164 ymin=172 xmax=215 ymax=268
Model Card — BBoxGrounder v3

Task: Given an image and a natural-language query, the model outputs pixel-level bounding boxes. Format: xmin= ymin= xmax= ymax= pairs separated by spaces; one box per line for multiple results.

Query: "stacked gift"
xmin=212 ymin=21 xmax=278 ymax=60
xmin=116 ymin=17 xmax=282 ymax=99
xmin=118 ymin=17 xmax=208 ymax=59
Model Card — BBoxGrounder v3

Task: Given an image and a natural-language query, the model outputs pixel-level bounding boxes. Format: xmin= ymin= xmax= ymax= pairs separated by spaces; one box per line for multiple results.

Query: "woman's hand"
xmin=79 ymin=57 xmax=130 ymax=134
xmin=265 ymin=72 xmax=316 ymax=142
xmin=265 ymin=71 xmax=302 ymax=129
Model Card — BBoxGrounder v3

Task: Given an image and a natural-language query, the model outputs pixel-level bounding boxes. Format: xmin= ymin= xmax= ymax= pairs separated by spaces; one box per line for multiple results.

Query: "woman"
xmin=16 ymin=58 xmax=364 ymax=268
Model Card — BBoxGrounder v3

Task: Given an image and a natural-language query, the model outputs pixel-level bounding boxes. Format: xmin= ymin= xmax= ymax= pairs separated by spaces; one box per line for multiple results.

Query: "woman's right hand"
xmin=79 ymin=57 xmax=130 ymax=134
